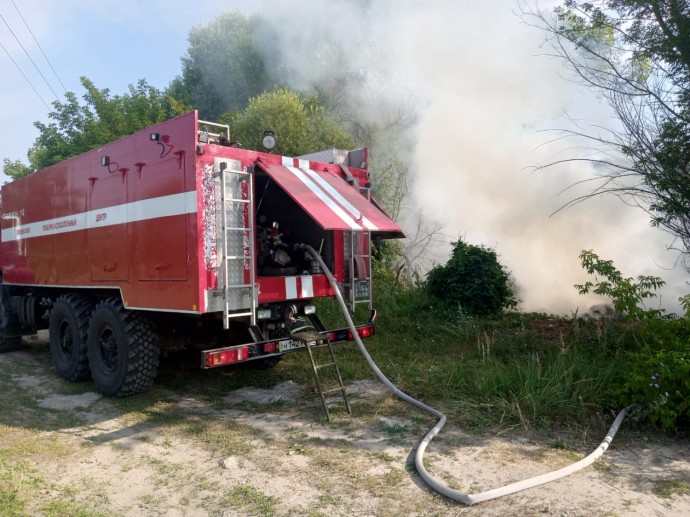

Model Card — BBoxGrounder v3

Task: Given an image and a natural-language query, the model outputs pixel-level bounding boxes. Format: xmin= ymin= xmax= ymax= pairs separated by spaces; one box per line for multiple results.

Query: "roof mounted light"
xmin=262 ymin=130 xmax=276 ymax=152
xmin=150 ymin=132 xmax=160 ymax=142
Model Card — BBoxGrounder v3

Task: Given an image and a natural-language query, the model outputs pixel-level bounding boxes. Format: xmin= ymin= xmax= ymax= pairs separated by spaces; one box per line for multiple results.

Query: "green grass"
xmin=41 ymin=499 xmax=105 ymax=517
xmin=653 ymin=477 xmax=690 ymax=498
xmin=304 ymin=272 xmax=635 ymax=433
xmin=0 ymin=423 xmax=84 ymax=517
xmin=223 ymin=485 xmax=278 ymax=516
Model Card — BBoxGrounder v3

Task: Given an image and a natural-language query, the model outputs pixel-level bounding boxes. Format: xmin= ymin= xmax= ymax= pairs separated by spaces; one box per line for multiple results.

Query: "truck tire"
xmin=49 ymin=294 xmax=94 ymax=381
xmin=0 ymin=284 xmax=22 ymax=351
xmin=87 ymin=298 xmax=159 ymax=397
xmin=0 ymin=336 xmax=21 ymax=353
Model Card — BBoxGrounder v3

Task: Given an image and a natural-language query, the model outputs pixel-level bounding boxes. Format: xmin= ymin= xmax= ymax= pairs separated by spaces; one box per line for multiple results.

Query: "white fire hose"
xmin=300 ymin=244 xmax=631 ymax=505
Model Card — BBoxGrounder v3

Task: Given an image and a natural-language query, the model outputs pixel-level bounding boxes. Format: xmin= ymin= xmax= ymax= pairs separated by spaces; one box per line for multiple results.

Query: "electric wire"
xmin=0 ymin=39 xmax=50 ymax=109
xmin=0 ymin=11 xmax=60 ymax=101
xmin=300 ymin=243 xmax=630 ymax=505
xmin=10 ymin=0 xmax=67 ymax=93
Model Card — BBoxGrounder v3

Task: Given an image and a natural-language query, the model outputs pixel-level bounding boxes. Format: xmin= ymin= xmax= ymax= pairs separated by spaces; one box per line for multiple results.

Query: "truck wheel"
xmin=0 ymin=337 xmax=21 ymax=353
xmin=87 ymin=298 xmax=159 ymax=397
xmin=0 ymin=284 xmax=22 ymax=352
xmin=49 ymin=294 xmax=94 ymax=381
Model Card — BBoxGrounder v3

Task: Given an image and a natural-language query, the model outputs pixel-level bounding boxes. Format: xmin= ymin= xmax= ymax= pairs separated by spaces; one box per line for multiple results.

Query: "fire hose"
xmin=299 ymin=243 xmax=631 ymax=505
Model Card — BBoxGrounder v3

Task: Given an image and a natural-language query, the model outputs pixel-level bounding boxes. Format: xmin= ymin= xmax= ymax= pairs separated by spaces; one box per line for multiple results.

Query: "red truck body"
xmin=0 ymin=111 xmax=403 ymax=395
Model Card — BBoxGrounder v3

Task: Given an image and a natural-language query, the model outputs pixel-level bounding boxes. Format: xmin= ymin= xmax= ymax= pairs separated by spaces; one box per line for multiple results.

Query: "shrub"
xmin=620 ymin=319 xmax=690 ymax=429
xmin=573 ymin=251 xmax=690 ymax=429
xmin=426 ymin=239 xmax=516 ymax=316
xmin=574 ymin=250 xmax=666 ymax=319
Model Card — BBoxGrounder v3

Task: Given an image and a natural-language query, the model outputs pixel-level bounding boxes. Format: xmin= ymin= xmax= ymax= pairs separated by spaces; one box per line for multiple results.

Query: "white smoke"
xmin=3 ymin=0 xmax=683 ymax=313
xmin=254 ymin=0 xmax=686 ymax=314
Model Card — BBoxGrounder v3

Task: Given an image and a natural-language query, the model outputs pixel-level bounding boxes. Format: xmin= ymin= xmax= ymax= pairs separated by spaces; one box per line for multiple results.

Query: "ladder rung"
xmin=322 ymin=386 xmax=347 ymax=395
xmin=315 ymin=362 xmax=336 ymax=369
xmin=226 ymin=283 xmax=252 ymax=289
xmin=226 ymin=256 xmax=249 ymax=260
xmin=225 ymin=199 xmax=250 ymax=204
xmin=225 ymin=227 xmax=251 ymax=232
xmin=227 ymin=312 xmax=253 ymax=318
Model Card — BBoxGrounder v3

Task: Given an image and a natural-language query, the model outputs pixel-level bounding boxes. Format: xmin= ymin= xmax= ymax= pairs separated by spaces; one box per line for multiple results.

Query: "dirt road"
xmin=1 ymin=334 xmax=689 ymax=516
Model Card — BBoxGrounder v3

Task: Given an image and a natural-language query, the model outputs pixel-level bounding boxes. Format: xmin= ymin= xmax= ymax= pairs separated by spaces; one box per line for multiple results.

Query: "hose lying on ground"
xmin=300 ymin=243 xmax=631 ymax=506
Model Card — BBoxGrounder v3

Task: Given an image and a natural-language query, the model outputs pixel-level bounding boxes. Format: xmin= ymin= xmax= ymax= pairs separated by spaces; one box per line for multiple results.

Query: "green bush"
xmin=426 ymin=239 xmax=516 ymax=316
xmin=574 ymin=249 xmax=666 ymax=319
xmin=620 ymin=319 xmax=690 ymax=429
xmin=571 ymin=251 xmax=690 ymax=429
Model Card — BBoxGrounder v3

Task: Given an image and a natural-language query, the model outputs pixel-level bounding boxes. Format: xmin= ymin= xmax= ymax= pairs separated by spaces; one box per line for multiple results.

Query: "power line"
xmin=0 ymin=11 xmax=60 ymax=101
xmin=10 ymin=0 xmax=67 ymax=93
xmin=0 ymin=39 xmax=50 ymax=109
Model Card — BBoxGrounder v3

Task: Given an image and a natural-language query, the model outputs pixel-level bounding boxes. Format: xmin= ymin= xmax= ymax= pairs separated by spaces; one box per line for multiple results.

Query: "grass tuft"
xmin=223 ymin=485 xmax=278 ymax=516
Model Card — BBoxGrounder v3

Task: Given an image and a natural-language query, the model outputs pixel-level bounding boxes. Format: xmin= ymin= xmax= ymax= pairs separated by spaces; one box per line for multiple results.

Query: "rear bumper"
xmin=201 ymin=310 xmax=377 ymax=369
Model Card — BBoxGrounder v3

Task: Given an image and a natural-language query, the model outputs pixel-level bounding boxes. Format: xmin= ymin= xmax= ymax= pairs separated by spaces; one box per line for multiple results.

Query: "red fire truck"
xmin=0 ymin=111 xmax=403 ymax=397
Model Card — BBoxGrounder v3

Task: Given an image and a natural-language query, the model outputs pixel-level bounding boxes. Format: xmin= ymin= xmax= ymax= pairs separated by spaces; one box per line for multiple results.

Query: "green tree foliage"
xmin=574 ymin=249 xmax=666 ymax=318
xmin=572 ymin=249 xmax=690 ymax=428
xmin=171 ymin=10 xmax=440 ymax=277
xmin=169 ymin=11 xmax=278 ymax=120
xmin=224 ymin=88 xmax=354 ymax=156
xmin=1 ymin=159 xmax=32 ymax=180
xmin=426 ymin=239 xmax=517 ymax=316
xmin=3 ymin=77 xmax=187 ymax=179
xmin=525 ymin=1 xmax=690 ymax=269
xmin=622 ymin=319 xmax=690 ymax=429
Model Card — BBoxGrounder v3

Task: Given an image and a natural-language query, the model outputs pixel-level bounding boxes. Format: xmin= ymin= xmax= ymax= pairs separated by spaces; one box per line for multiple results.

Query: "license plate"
xmin=278 ymin=339 xmax=316 ymax=352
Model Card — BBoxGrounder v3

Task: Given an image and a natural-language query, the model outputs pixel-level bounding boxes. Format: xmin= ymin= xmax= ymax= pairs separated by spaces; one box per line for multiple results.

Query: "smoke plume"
xmin=260 ymin=0 xmax=685 ymax=313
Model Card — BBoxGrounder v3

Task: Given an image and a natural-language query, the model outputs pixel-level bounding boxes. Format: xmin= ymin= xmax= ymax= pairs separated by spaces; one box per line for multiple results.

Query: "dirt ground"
xmin=1 ymin=333 xmax=689 ymax=516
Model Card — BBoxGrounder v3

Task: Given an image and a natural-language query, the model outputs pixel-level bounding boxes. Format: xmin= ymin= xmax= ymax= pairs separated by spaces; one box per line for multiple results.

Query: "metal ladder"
xmin=219 ymin=162 xmax=257 ymax=329
xmin=292 ymin=330 xmax=352 ymax=422
xmin=349 ymin=229 xmax=373 ymax=312
xmin=347 ymin=183 xmax=373 ymax=312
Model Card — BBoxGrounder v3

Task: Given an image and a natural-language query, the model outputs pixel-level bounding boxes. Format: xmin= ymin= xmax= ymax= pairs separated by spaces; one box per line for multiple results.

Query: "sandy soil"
xmin=1 ymin=335 xmax=689 ymax=516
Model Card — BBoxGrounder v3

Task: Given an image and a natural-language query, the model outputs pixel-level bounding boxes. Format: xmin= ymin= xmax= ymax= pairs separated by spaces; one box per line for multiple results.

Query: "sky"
xmin=0 ymin=0 xmax=687 ymax=314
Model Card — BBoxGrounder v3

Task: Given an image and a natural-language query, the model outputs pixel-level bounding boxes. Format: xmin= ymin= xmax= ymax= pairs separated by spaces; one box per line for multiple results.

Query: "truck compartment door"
xmin=135 ymin=157 xmax=188 ymax=281
xmin=89 ymin=173 xmax=129 ymax=281
xmin=258 ymin=163 xmax=404 ymax=237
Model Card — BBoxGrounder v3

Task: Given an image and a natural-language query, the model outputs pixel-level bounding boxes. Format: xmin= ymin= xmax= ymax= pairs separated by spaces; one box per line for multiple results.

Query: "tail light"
xmin=263 ymin=342 xmax=277 ymax=354
xmin=204 ymin=346 xmax=250 ymax=367
xmin=347 ymin=324 xmax=375 ymax=341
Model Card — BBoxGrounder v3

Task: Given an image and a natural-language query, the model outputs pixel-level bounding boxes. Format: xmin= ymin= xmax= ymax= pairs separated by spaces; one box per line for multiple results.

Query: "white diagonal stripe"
xmin=284 ymin=166 xmax=361 ymax=230
xmin=301 ymin=168 xmax=378 ymax=231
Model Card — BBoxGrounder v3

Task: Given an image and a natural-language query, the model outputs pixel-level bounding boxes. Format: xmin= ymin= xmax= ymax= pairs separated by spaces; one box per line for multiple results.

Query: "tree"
xmin=169 ymin=11 xmax=278 ymax=120
xmin=171 ymin=9 xmax=444 ymax=279
xmin=223 ymin=88 xmax=354 ymax=156
xmin=574 ymin=249 xmax=666 ymax=318
xmin=3 ymin=77 xmax=188 ymax=179
xmin=426 ymin=239 xmax=517 ymax=316
xmin=523 ymin=1 xmax=690 ymax=269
